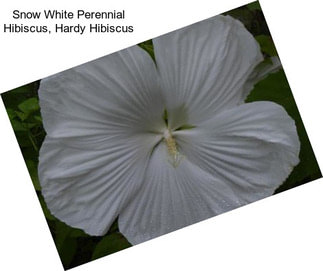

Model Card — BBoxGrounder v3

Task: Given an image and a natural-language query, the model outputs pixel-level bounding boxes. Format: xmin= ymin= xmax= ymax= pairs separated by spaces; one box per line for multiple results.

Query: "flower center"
xmin=161 ymin=108 xmax=195 ymax=168
xmin=163 ymin=128 xmax=183 ymax=168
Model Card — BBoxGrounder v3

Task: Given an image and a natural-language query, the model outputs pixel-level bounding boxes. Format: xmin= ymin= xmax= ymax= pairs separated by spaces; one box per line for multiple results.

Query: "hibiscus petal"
xmin=38 ymin=45 xmax=166 ymax=235
xmin=153 ymin=15 xmax=263 ymax=127
xmin=39 ymin=45 xmax=165 ymax=141
xmin=118 ymin=142 xmax=244 ymax=245
xmin=175 ymin=101 xmax=300 ymax=203
xmin=39 ymin=133 xmax=162 ymax=236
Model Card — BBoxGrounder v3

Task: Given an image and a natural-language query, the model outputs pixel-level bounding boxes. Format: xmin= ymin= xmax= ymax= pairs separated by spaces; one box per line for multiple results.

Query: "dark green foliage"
xmin=2 ymin=82 xmax=44 ymax=191
xmin=1 ymin=1 xmax=321 ymax=269
xmin=225 ymin=1 xmax=270 ymax=37
xmin=247 ymin=1 xmax=261 ymax=11
xmin=256 ymin=35 xmax=278 ymax=56
xmin=92 ymin=233 xmax=131 ymax=261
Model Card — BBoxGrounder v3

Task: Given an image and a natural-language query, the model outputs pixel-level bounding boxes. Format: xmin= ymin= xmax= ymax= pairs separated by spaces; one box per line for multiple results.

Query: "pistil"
xmin=163 ymin=129 xmax=182 ymax=167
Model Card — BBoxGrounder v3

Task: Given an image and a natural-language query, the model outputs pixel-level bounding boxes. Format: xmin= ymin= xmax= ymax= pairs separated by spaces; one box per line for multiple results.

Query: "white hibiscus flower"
xmin=38 ymin=15 xmax=300 ymax=245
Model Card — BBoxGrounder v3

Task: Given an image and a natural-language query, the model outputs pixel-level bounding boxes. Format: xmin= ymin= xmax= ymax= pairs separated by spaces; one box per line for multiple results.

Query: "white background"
xmin=0 ymin=0 xmax=322 ymax=270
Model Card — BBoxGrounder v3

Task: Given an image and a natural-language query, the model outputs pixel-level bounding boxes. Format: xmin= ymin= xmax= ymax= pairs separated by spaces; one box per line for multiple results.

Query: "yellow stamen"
xmin=164 ymin=129 xmax=183 ymax=167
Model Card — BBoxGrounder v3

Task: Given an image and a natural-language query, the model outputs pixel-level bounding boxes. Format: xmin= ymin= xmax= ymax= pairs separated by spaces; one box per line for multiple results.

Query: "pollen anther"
xmin=164 ymin=129 xmax=183 ymax=167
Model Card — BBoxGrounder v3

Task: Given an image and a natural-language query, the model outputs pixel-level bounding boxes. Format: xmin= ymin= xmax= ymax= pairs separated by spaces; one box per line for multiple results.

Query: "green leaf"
xmin=25 ymin=159 xmax=41 ymax=190
xmin=15 ymin=133 xmax=33 ymax=147
xmin=6 ymin=108 xmax=17 ymax=119
xmin=55 ymin=220 xmax=89 ymax=238
xmin=1 ymin=83 xmax=36 ymax=109
xmin=15 ymin=110 xmax=28 ymax=121
xmin=138 ymin=40 xmax=155 ymax=61
xmin=38 ymin=194 xmax=56 ymax=221
xmin=108 ymin=219 xmax=119 ymax=234
xmin=92 ymin=233 xmax=131 ymax=260
xmin=69 ymin=228 xmax=89 ymax=238
xmin=34 ymin=115 xmax=42 ymax=122
xmin=247 ymin=1 xmax=261 ymax=11
xmin=18 ymin=97 xmax=40 ymax=115
xmin=54 ymin=221 xmax=83 ymax=268
xmin=256 ymin=35 xmax=278 ymax=56
xmin=57 ymin=237 xmax=77 ymax=268
xmin=10 ymin=119 xmax=27 ymax=132
xmin=6 ymin=109 xmax=27 ymax=131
